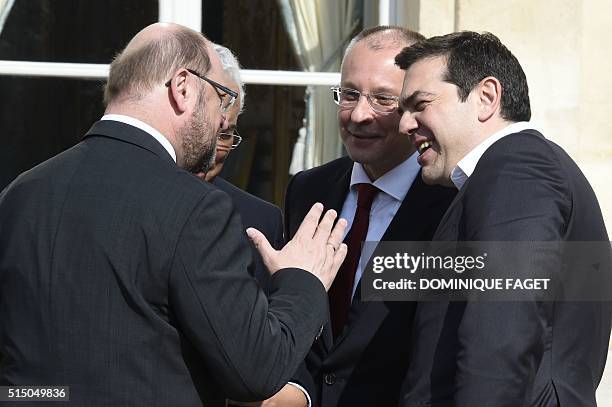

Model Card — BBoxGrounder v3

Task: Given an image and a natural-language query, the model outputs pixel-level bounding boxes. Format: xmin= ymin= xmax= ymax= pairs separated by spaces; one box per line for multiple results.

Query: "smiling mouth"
xmin=351 ymin=132 xmax=378 ymax=139
xmin=418 ymin=141 xmax=432 ymax=155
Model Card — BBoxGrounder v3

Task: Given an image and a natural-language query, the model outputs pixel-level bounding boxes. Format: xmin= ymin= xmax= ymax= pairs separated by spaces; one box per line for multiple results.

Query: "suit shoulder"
xmin=213 ymin=177 xmax=281 ymax=216
xmin=486 ymin=130 xmax=560 ymax=160
xmin=481 ymin=130 xmax=583 ymax=182
xmin=291 ymin=156 xmax=352 ymax=188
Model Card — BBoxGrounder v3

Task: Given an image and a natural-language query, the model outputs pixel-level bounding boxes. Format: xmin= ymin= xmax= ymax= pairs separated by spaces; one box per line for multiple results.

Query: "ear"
xmin=167 ymin=69 xmax=193 ymax=114
xmin=476 ymin=76 xmax=502 ymax=122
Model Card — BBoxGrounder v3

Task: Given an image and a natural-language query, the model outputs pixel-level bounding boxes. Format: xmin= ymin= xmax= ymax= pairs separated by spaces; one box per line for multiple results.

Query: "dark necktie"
xmin=329 ymin=183 xmax=380 ymax=338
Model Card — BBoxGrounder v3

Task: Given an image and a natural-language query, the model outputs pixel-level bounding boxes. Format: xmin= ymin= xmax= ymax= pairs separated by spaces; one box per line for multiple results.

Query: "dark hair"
xmin=395 ymin=31 xmax=531 ymax=122
xmin=104 ymin=27 xmax=211 ymax=105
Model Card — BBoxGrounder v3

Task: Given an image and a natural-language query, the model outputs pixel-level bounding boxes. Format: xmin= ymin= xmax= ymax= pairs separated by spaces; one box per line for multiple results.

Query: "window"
xmin=0 ymin=1 xmax=357 ymax=205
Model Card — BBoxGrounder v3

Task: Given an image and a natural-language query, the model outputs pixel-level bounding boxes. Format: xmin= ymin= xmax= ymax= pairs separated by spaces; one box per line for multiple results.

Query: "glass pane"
xmin=0 ymin=77 xmax=308 ymax=206
xmin=219 ymin=84 xmax=306 ymax=205
xmin=202 ymin=0 xmax=303 ymax=72
xmin=0 ymin=76 xmax=105 ymax=190
xmin=0 ymin=1 xmax=158 ymax=63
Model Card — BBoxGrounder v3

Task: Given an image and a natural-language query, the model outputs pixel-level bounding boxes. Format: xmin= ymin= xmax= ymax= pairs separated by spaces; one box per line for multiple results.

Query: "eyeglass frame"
xmin=330 ymin=86 xmax=400 ymax=114
xmin=165 ymin=69 xmax=238 ymax=113
xmin=217 ymin=130 xmax=243 ymax=149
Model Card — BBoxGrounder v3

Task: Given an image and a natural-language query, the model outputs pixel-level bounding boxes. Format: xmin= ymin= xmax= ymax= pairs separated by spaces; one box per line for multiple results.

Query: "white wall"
xmin=401 ymin=0 xmax=612 ymax=239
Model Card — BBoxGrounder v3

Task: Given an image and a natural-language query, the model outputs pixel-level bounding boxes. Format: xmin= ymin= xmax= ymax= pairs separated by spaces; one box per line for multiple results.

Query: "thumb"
xmin=246 ymin=228 xmax=276 ymax=268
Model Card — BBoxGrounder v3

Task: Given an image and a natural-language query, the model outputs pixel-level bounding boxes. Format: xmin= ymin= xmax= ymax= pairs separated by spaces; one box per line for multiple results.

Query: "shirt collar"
xmin=350 ymin=152 xmax=420 ymax=201
xmin=101 ymin=114 xmax=177 ymax=163
xmin=450 ymin=121 xmax=535 ymax=190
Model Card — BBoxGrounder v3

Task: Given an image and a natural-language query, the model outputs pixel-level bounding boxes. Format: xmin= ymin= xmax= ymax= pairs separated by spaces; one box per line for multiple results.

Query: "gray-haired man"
xmin=194 ymin=44 xmax=284 ymax=293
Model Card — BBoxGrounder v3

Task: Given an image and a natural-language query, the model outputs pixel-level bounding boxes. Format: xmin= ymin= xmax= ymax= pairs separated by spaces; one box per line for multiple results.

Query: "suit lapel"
xmin=432 ymin=129 xmax=545 ymax=241
xmin=432 ymin=177 xmax=470 ymax=241
xmin=332 ymin=172 xmax=452 ymax=349
xmin=323 ymin=162 xmax=352 ymax=214
xmin=323 ymin=164 xmax=352 ymax=352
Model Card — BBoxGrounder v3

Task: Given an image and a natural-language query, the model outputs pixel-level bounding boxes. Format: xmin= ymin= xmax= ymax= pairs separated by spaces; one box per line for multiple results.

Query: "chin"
xmin=215 ymin=156 xmax=227 ymax=166
xmin=345 ymin=149 xmax=372 ymax=164
xmin=421 ymin=169 xmax=445 ymax=186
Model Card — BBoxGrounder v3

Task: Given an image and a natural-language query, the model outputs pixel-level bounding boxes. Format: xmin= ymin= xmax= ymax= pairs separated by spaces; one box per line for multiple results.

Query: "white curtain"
xmin=279 ymin=0 xmax=361 ymax=174
xmin=0 ymin=0 xmax=15 ymax=34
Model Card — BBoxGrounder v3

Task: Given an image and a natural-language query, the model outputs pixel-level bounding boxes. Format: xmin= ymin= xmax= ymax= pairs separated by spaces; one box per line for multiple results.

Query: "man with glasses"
xmin=195 ymin=44 xmax=284 ymax=294
xmin=266 ymin=26 xmax=456 ymax=407
xmin=200 ymin=45 xmax=243 ymax=183
xmin=0 ymin=23 xmax=349 ymax=406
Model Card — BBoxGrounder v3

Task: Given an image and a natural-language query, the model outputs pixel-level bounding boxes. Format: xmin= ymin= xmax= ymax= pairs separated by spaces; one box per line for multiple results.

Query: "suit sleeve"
xmin=282 ymin=171 xmax=320 ymax=403
xmin=271 ymin=205 xmax=285 ymax=250
xmin=453 ymin=135 xmax=571 ymax=406
xmin=289 ymin=362 xmax=318 ymax=406
xmin=169 ymin=188 xmax=328 ymax=401
xmin=284 ymin=171 xmax=303 ymax=241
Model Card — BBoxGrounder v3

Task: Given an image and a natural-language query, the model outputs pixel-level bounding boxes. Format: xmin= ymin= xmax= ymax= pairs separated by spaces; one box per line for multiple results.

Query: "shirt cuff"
xmin=287 ymin=381 xmax=312 ymax=407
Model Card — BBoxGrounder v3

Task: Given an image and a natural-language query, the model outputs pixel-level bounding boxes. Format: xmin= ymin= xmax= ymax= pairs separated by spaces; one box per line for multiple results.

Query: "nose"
xmin=398 ymin=110 xmax=418 ymax=138
xmin=349 ymin=95 xmax=375 ymax=124
xmin=219 ymin=113 xmax=230 ymax=131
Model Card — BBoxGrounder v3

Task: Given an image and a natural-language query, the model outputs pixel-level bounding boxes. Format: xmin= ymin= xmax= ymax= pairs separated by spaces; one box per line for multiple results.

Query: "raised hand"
xmin=247 ymin=203 xmax=347 ymax=291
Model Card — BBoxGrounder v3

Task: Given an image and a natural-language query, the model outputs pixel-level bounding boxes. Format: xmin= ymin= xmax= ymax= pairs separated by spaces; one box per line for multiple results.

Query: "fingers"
xmin=327 ymin=218 xmax=347 ymax=250
xmin=293 ymin=203 xmax=323 ymax=240
xmin=246 ymin=227 xmax=275 ymax=269
xmin=312 ymin=209 xmax=338 ymax=245
xmin=318 ymin=242 xmax=348 ymax=291
xmin=332 ymin=243 xmax=348 ymax=272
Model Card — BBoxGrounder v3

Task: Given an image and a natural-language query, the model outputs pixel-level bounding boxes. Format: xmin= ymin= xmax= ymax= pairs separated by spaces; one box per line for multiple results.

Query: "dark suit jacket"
xmin=0 ymin=120 xmax=328 ymax=406
xmin=285 ymin=156 xmax=456 ymax=407
xmin=211 ymin=177 xmax=284 ymax=293
xmin=402 ymin=130 xmax=612 ymax=407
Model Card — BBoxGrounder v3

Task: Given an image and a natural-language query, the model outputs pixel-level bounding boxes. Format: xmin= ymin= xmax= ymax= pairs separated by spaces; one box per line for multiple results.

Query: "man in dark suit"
xmin=265 ymin=26 xmax=456 ymax=407
xmin=0 ymin=23 xmax=349 ymax=406
xmin=212 ymin=177 xmax=284 ymax=293
xmin=396 ymin=31 xmax=611 ymax=406
xmin=197 ymin=44 xmax=284 ymax=294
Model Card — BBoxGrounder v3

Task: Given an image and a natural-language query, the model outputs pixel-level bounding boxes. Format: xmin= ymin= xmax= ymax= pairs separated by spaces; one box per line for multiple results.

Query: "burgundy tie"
xmin=329 ymin=183 xmax=380 ymax=338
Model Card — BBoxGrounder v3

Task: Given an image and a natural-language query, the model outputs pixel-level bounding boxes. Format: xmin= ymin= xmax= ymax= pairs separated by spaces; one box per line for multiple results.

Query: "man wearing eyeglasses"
xmin=266 ymin=27 xmax=456 ymax=407
xmin=200 ymin=44 xmax=244 ymax=183
xmin=194 ymin=44 xmax=284 ymax=294
xmin=0 ymin=23 xmax=349 ymax=406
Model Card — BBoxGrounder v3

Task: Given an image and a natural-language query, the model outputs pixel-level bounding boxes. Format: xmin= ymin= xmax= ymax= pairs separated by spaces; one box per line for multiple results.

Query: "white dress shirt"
xmin=101 ymin=114 xmax=177 ymax=163
xmin=339 ymin=152 xmax=421 ymax=297
xmin=291 ymin=153 xmax=420 ymax=405
xmin=450 ymin=122 xmax=536 ymax=190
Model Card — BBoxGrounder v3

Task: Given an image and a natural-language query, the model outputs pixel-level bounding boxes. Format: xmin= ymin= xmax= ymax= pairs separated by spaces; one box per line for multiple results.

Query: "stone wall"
xmin=399 ymin=0 xmax=612 ymax=237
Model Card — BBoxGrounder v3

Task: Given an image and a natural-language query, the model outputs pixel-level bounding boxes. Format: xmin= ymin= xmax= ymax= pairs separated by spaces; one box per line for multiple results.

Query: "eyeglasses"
xmin=165 ymin=69 xmax=238 ymax=113
xmin=217 ymin=130 xmax=242 ymax=149
xmin=331 ymin=86 xmax=399 ymax=114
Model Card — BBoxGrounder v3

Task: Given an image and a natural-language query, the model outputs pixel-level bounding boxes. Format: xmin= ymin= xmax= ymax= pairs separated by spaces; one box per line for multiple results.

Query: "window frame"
xmin=0 ymin=0 xmax=347 ymax=86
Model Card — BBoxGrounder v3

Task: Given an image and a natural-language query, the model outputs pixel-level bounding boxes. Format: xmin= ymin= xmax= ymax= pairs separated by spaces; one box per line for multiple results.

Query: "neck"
xmin=105 ymin=99 xmax=183 ymax=164
xmin=362 ymin=150 xmax=414 ymax=182
xmin=482 ymin=118 xmax=515 ymax=141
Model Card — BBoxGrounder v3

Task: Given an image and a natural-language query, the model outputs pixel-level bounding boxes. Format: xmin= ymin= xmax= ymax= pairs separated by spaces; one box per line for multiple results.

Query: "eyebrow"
xmin=400 ymin=90 xmax=436 ymax=109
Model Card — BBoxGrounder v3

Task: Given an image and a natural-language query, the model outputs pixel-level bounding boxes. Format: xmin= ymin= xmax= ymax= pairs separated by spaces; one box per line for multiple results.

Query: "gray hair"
xmin=212 ymin=43 xmax=245 ymax=113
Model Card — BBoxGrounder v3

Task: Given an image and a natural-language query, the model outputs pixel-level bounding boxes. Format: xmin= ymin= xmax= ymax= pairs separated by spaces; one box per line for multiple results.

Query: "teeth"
xmin=418 ymin=141 xmax=431 ymax=154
